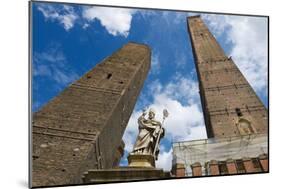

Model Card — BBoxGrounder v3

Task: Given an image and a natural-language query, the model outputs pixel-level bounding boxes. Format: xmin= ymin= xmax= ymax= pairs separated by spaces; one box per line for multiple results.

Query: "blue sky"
xmin=32 ymin=2 xmax=268 ymax=170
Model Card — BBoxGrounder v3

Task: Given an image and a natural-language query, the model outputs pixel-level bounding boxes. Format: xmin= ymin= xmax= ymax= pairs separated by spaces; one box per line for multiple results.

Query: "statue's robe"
xmin=132 ymin=115 xmax=164 ymax=157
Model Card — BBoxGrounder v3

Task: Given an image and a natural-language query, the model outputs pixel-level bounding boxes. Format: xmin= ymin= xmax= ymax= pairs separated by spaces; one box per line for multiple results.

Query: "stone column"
xmin=209 ymin=160 xmax=220 ymax=175
xmin=258 ymin=154 xmax=268 ymax=172
xmin=191 ymin=162 xmax=202 ymax=176
xmin=226 ymin=158 xmax=237 ymax=174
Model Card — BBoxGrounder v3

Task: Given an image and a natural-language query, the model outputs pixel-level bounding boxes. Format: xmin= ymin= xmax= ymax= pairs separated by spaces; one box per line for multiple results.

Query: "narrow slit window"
xmin=235 ymin=108 xmax=243 ymax=117
xmin=107 ymin=73 xmax=112 ymax=79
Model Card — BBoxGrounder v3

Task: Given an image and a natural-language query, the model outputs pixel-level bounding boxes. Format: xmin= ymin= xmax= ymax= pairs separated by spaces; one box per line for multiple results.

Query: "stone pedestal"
xmin=82 ymin=167 xmax=170 ymax=184
xmin=128 ymin=154 xmax=155 ymax=168
xmin=81 ymin=154 xmax=170 ymax=184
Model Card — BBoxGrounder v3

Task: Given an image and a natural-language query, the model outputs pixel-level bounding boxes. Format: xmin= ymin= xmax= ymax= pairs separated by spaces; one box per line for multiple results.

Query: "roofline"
xmin=172 ymin=133 xmax=268 ymax=146
xmin=127 ymin=41 xmax=151 ymax=50
xmin=187 ymin=15 xmax=201 ymax=20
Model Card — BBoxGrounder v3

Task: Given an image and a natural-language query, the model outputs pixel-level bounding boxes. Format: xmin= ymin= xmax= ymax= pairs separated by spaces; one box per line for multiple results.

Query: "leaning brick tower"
xmin=187 ymin=16 xmax=268 ymax=138
xmin=171 ymin=15 xmax=268 ymax=178
xmin=32 ymin=42 xmax=151 ymax=187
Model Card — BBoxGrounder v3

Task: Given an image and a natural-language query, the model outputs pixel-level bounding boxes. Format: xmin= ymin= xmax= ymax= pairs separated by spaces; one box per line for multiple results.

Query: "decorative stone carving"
xmin=128 ymin=108 xmax=169 ymax=167
xmin=236 ymin=118 xmax=256 ymax=135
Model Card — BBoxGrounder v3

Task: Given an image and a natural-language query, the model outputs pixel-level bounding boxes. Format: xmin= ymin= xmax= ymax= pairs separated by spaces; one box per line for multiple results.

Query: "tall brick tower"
xmin=32 ymin=42 xmax=151 ymax=187
xmin=187 ymin=16 xmax=268 ymax=138
xmin=172 ymin=16 xmax=268 ymax=177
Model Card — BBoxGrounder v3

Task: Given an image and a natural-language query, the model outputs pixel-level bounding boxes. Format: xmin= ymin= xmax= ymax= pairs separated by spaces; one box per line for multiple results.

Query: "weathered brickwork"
xmin=171 ymin=16 xmax=268 ymax=178
xmin=187 ymin=16 xmax=268 ymax=138
xmin=32 ymin=42 xmax=151 ymax=187
xmin=226 ymin=159 xmax=237 ymax=174
xmin=191 ymin=162 xmax=202 ymax=176
xmin=208 ymin=160 xmax=220 ymax=175
xmin=112 ymin=140 xmax=125 ymax=167
xmin=243 ymin=158 xmax=256 ymax=173
xmin=187 ymin=155 xmax=268 ymax=176
xmin=259 ymin=154 xmax=268 ymax=172
xmin=171 ymin=163 xmax=186 ymax=177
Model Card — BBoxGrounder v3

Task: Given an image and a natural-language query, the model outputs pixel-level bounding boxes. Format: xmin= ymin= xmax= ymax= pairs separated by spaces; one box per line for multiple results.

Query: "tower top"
xmin=187 ymin=15 xmax=201 ymax=20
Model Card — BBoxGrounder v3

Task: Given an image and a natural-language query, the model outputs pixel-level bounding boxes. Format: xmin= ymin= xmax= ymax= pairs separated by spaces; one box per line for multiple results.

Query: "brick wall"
xmin=209 ymin=160 xmax=220 ymax=175
xmin=259 ymin=154 xmax=268 ymax=172
xmin=32 ymin=42 xmax=151 ymax=187
xmin=226 ymin=159 xmax=237 ymax=174
xmin=191 ymin=162 xmax=202 ymax=176
xmin=172 ymin=163 xmax=186 ymax=177
xmin=187 ymin=16 xmax=268 ymax=138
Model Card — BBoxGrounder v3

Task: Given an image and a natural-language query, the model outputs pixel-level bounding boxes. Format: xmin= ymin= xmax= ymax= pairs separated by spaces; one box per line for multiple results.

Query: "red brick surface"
xmin=209 ymin=160 xmax=220 ymax=175
xmin=172 ymin=163 xmax=186 ymax=177
xmin=187 ymin=16 xmax=268 ymax=138
xmin=259 ymin=154 xmax=268 ymax=172
xmin=226 ymin=160 xmax=237 ymax=174
xmin=243 ymin=158 xmax=256 ymax=173
xmin=176 ymin=168 xmax=186 ymax=177
xmin=191 ymin=162 xmax=202 ymax=176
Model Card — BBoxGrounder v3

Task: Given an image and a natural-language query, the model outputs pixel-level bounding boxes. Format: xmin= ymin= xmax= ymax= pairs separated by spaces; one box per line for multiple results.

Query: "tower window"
xmin=225 ymin=108 xmax=229 ymax=116
xmin=107 ymin=73 xmax=112 ymax=79
xmin=235 ymin=108 xmax=243 ymax=117
xmin=33 ymin=155 xmax=39 ymax=160
xmin=246 ymin=105 xmax=251 ymax=113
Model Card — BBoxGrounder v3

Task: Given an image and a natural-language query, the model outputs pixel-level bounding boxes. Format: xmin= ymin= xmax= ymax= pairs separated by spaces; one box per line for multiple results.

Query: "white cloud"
xmin=122 ymin=110 xmax=142 ymax=153
xmin=148 ymin=91 xmax=205 ymax=142
xmin=37 ymin=4 xmax=78 ymax=31
xmin=37 ymin=4 xmax=136 ymax=36
xmin=156 ymin=148 xmax=173 ymax=171
xmin=33 ymin=44 xmax=78 ymax=85
xmin=202 ymin=14 xmax=268 ymax=94
xmin=163 ymin=73 xmax=200 ymax=105
xmin=82 ymin=23 xmax=89 ymax=29
xmin=82 ymin=7 xmax=135 ymax=37
xmin=151 ymin=52 xmax=161 ymax=74
xmin=122 ymin=74 xmax=207 ymax=170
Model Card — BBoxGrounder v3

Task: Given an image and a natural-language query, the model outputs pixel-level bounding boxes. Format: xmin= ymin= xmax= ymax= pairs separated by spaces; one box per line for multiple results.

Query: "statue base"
xmin=81 ymin=154 xmax=170 ymax=184
xmin=82 ymin=167 xmax=170 ymax=184
xmin=127 ymin=153 xmax=155 ymax=168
